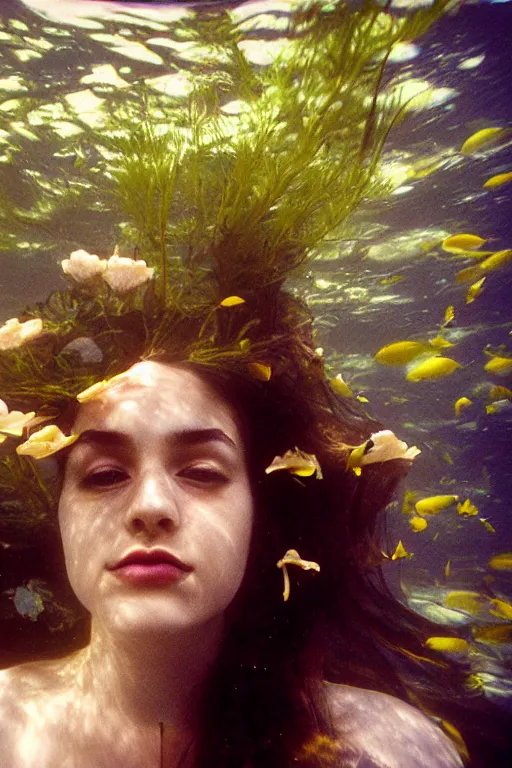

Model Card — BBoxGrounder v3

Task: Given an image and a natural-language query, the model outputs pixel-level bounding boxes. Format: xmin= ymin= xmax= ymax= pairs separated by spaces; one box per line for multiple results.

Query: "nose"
xmin=124 ymin=469 xmax=180 ymax=535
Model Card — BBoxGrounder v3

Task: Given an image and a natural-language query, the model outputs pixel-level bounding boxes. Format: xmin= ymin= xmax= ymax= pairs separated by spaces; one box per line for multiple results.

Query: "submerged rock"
xmin=60 ymin=336 xmax=103 ymax=364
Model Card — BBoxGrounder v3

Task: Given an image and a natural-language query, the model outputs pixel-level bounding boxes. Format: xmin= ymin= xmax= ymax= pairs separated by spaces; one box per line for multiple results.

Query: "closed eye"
xmin=180 ymin=468 xmax=227 ymax=484
xmin=83 ymin=469 xmax=127 ymax=488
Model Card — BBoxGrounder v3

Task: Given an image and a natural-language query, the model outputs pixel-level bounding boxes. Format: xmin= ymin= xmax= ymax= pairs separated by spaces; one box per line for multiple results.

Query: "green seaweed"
xmin=0 ymin=0 xmax=455 ymax=537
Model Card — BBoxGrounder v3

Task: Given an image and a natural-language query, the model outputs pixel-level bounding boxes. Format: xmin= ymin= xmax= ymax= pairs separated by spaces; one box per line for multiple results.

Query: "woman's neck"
xmin=57 ymin=615 xmax=225 ymax=766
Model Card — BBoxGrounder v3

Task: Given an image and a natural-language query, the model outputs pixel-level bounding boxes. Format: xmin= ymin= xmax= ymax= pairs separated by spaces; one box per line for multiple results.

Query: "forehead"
xmin=72 ymin=361 xmax=241 ymax=442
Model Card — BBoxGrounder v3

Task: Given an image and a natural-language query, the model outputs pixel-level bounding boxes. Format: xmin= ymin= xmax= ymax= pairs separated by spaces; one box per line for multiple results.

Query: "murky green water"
xmin=0 ymin=0 xmax=511 ymax=755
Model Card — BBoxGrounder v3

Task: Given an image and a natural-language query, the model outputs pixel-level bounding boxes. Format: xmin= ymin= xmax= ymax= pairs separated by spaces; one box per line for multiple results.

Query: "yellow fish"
xmin=480 ymin=249 xmax=512 ymax=271
xmin=484 ymin=356 xmax=512 ymax=375
xmin=460 ymin=127 xmax=510 ymax=155
xmin=444 ymin=559 xmax=451 ymax=578
xmin=483 ymin=171 xmax=512 ymax=188
xmin=425 ymin=637 xmax=469 ymax=654
xmin=440 ymin=721 xmax=469 ymax=762
xmin=406 ymin=357 xmax=462 ymax=382
xmin=442 ymin=233 xmax=487 ymax=253
xmin=444 ymin=591 xmax=483 ymax=615
xmin=444 ymin=305 xmax=455 ymax=324
xmin=391 ymin=540 xmax=412 ymax=560
xmin=488 ymin=552 xmax=512 ymax=570
xmin=415 ymin=495 xmax=458 ymax=515
xmin=454 ymin=397 xmax=472 ymax=417
xmin=375 ymin=340 xmax=435 ymax=365
xmin=455 ymin=265 xmax=483 ymax=284
xmin=402 ymin=490 xmax=418 ymax=514
xmin=466 ymin=277 xmax=485 ymax=304
xmin=479 ymin=518 xmax=496 ymax=533
xmin=380 ymin=275 xmax=405 ymax=286
xmin=467 ymin=674 xmax=485 ymax=692
xmin=473 ymin=625 xmax=512 ymax=645
xmin=489 ymin=598 xmax=512 ymax=620
xmin=330 ymin=374 xmax=353 ymax=397
xmin=457 ymin=499 xmax=478 ymax=516
xmin=430 ymin=335 xmax=453 ymax=349
xmin=409 ymin=516 xmax=428 ymax=532
xmin=456 ymin=249 xmax=512 ymax=283
xmin=219 ymin=295 xmax=245 ymax=307
xmin=489 ymin=385 xmax=512 ymax=401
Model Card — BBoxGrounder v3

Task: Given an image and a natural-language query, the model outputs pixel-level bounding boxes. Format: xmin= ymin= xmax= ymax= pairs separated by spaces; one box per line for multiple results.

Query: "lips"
xmin=110 ymin=548 xmax=192 ymax=571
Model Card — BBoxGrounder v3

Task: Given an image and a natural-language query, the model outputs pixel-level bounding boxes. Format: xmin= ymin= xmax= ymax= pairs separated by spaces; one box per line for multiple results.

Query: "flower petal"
xmin=16 ymin=425 xmax=79 ymax=459
xmin=0 ymin=410 xmax=36 ymax=437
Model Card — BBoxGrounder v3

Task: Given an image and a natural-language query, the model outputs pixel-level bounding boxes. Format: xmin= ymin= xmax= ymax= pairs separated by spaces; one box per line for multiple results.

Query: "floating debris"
xmin=13 ymin=585 xmax=44 ymax=621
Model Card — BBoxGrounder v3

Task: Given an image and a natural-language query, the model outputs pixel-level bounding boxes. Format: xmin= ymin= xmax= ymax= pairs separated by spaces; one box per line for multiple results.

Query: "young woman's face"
xmin=58 ymin=361 xmax=254 ymax=638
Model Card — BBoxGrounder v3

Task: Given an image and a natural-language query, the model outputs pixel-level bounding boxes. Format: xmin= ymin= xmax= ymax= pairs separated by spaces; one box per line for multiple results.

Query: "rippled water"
xmin=0 ymin=0 xmax=511 ymax=720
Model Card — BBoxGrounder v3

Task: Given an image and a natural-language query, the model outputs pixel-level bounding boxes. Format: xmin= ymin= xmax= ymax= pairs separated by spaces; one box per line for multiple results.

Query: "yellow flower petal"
xmin=391 ymin=540 xmax=413 ymax=560
xmin=76 ymin=371 xmax=129 ymax=403
xmin=276 ymin=549 xmax=320 ymax=602
xmin=247 ymin=363 xmax=271 ymax=381
xmin=457 ymin=499 xmax=478 ymax=516
xmin=265 ymin=448 xmax=322 ymax=479
xmin=16 ymin=425 xmax=79 ymax=459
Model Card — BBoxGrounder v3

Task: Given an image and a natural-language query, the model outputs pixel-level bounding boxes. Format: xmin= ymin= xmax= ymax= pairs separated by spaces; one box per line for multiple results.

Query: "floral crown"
xmin=0 ymin=0 xmax=446 ymax=609
xmin=0 ymin=244 xmax=419 ymax=605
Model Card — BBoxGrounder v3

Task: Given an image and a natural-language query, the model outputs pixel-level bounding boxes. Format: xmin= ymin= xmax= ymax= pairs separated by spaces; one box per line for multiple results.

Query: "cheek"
xmin=57 ymin=492 xmax=106 ymax=595
xmin=197 ymin=488 xmax=254 ymax=579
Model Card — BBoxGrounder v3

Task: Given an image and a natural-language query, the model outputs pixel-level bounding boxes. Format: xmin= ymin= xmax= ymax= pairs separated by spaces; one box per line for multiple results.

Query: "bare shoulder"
xmin=0 ymin=658 xmax=71 ymax=761
xmin=324 ymin=682 xmax=464 ymax=768
xmin=0 ymin=665 xmax=23 ymax=755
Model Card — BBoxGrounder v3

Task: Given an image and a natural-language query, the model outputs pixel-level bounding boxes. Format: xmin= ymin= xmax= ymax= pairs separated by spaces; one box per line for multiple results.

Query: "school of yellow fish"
xmin=329 ymin=126 xmax=512 ymax=690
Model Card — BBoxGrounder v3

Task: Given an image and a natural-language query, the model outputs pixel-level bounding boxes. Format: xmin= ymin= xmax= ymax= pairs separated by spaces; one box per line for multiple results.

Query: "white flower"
xmin=360 ymin=430 xmax=421 ymax=465
xmin=0 ymin=318 xmax=43 ymax=351
xmin=0 ymin=406 xmax=36 ymax=437
xmin=102 ymin=254 xmax=154 ymax=294
xmin=61 ymin=249 xmax=107 ymax=282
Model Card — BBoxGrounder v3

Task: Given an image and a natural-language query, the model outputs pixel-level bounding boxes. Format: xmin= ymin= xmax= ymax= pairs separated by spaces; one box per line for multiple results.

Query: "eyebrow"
xmin=68 ymin=427 xmax=237 ymax=456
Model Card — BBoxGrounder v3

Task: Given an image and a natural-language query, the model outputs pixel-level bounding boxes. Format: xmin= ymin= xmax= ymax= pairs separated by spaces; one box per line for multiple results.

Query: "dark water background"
xmin=0 ymin=0 xmax=510 ymax=716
